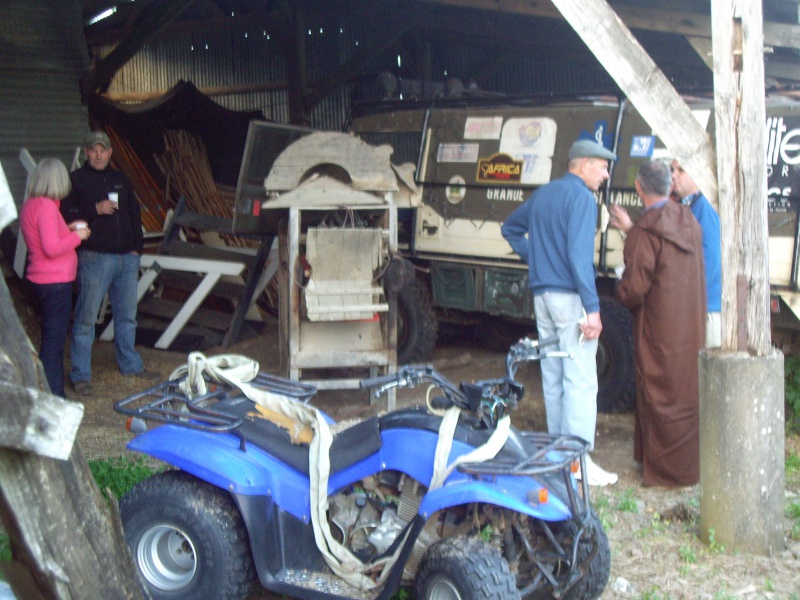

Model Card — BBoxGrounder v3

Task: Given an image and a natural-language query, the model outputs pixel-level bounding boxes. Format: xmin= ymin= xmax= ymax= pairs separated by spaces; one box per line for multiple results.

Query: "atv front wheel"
xmin=120 ymin=470 xmax=256 ymax=600
xmin=556 ymin=510 xmax=611 ymax=600
xmin=415 ymin=536 xmax=520 ymax=599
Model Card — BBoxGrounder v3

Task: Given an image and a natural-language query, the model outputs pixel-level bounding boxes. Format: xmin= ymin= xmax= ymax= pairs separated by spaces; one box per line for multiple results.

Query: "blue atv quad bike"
xmin=114 ymin=337 xmax=611 ymax=600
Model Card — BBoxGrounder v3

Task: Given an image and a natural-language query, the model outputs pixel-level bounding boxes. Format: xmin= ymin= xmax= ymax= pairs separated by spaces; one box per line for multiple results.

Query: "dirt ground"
xmin=6 ymin=267 xmax=800 ymax=599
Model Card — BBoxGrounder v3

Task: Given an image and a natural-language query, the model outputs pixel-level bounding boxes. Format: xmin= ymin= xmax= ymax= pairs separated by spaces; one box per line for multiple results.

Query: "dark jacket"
xmin=61 ymin=163 xmax=143 ymax=254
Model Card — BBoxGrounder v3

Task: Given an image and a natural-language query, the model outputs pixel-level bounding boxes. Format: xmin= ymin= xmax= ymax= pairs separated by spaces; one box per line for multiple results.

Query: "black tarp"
xmin=87 ymin=80 xmax=266 ymax=189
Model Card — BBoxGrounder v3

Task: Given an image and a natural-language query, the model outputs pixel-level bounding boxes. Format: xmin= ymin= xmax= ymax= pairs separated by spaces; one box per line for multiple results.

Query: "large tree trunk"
xmin=0 ymin=275 xmax=145 ymax=599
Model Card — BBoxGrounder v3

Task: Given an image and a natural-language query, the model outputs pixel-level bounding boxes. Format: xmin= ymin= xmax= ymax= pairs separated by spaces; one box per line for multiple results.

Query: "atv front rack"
xmin=113 ymin=373 xmax=317 ymax=432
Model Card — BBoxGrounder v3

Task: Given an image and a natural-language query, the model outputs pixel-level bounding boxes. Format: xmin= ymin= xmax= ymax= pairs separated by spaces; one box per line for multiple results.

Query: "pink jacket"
xmin=20 ymin=196 xmax=81 ymax=284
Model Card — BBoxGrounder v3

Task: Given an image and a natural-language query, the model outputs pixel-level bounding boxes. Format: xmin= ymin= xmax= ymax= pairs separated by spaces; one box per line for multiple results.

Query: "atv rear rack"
xmin=113 ymin=373 xmax=317 ymax=432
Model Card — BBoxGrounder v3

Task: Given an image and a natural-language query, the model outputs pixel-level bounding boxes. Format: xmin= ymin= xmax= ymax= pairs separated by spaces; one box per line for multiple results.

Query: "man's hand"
xmin=580 ymin=311 xmax=602 ymax=341
xmin=609 ymin=204 xmax=633 ymax=234
xmin=95 ymin=199 xmax=119 ymax=215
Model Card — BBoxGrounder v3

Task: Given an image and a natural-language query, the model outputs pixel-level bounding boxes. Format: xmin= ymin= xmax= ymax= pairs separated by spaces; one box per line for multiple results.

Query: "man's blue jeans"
xmin=71 ymin=250 xmax=143 ymax=383
xmin=533 ymin=291 xmax=599 ymax=450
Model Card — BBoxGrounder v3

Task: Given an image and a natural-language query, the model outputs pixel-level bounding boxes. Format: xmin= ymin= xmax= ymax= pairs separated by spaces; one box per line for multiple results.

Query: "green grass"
xmin=785 ymin=356 xmax=800 ymax=434
xmin=88 ymin=455 xmax=163 ymax=502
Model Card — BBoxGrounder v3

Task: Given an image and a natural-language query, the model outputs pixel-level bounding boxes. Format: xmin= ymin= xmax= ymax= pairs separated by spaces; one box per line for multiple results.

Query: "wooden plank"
xmin=713 ymin=0 xmax=771 ymax=354
xmin=0 ymin=382 xmax=83 ymax=460
xmin=549 ymin=0 xmax=718 ymax=206
xmin=140 ymin=254 xmax=245 ymax=276
xmin=155 ymin=273 xmax=222 ymax=349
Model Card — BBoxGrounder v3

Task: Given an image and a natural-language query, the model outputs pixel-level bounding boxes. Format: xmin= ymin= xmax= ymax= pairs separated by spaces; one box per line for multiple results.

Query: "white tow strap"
xmin=169 ymin=352 xmax=510 ymax=591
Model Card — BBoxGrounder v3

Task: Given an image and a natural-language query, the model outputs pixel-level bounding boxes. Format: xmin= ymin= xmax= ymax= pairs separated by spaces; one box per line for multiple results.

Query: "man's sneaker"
xmin=122 ymin=369 xmax=162 ymax=381
xmin=575 ymin=454 xmax=619 ymax=487
xmin=73 ymin=381 xmax=92 ymax=396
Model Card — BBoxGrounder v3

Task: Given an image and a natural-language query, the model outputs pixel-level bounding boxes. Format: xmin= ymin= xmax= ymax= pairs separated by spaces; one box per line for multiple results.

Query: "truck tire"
xmin=120 ymin=470 xmax=256 ymax=600
xmin=415 ymin=536 xmax=520 ymax=599
xmin=398 ymin=279 xmax=438 ymax=365
xmin=597 ymin=296 xmax=635 ymax=413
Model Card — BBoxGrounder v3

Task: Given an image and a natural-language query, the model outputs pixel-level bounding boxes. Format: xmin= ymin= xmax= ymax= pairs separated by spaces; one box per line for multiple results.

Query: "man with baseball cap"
xmin=60 ymin=131 xmax=160 ymax=395
xmin=502 ymin=138 xmax=618 ymax=486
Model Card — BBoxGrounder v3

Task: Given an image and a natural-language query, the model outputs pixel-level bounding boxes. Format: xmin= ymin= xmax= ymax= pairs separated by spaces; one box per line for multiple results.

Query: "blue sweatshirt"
xmin=683 ymin=192 xmax=721 ymax=312
xmin=501 ymin=172 xmax=600 ymax=313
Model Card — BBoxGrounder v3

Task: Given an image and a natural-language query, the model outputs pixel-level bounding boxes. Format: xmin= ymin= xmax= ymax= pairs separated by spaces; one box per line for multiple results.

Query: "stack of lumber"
xmin=155 ymin=130 xmax=254 ymax=249
xmin=105 ymin=126 xmax=167 ymax=232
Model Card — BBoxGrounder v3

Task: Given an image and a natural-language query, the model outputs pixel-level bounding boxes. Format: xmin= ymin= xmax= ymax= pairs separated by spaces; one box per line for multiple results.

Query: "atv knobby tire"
xmin=597 ymin=296 xmax=635 ymax=413
xmin=415 ymin=536 xmax=520 ymax=599
xmin=556 ymin=510 xmax=611 ymax=600
xmin=120 ymin=470 xmax=256 ymax=600
xmin=397 ymin=278 xmax=438 ymax=365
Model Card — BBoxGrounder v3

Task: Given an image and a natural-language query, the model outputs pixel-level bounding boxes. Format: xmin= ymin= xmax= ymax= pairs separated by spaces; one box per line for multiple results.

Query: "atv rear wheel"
xmin=120 ymin=470 xmax=256 ymax=600
xmin=415 ymin=536 xmax=520 ymax=599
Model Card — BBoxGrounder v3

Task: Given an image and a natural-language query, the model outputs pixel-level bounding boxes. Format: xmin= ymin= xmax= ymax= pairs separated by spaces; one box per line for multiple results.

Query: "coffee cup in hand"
xmin=108 ymin=192 xmax=119 ymax=204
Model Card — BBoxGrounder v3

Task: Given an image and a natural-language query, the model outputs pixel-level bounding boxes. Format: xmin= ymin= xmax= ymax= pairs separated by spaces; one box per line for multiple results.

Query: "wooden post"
xmin=698 ymin=0 xmax=784 ymax=555
xmin=712 ymin=0 xmax=771 ymax=355
xmin=0 ymin=276 xmax=145 ymax=598
xmin=549 ymin=0 xmax=718 ymax=206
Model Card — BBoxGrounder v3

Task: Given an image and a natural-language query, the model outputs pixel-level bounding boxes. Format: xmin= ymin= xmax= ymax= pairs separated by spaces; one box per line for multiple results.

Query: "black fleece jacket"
xmin=60 ymin=163 xmax=144 ymax=254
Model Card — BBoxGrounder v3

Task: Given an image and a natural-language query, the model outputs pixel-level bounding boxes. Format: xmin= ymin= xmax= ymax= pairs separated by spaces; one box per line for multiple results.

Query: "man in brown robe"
xmin=610 ymin=160 xmax=706 ymax=487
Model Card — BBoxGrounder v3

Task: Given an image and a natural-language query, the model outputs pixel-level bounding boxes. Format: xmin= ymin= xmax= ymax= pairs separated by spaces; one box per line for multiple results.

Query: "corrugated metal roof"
xmin=0 ymin=0 xmax=89 ymax=209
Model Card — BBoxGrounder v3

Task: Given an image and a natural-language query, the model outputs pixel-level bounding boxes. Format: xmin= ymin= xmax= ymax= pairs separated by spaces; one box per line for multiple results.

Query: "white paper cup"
xmin=108 ymin=192 xmax=119 ymax=204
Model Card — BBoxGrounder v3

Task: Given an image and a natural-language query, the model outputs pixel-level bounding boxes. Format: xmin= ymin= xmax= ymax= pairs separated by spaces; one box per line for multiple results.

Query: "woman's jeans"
xmin=29 ymin=280 xmax=73 ymax=397
xmin=71 ymin=250 xmax=143 ymax=383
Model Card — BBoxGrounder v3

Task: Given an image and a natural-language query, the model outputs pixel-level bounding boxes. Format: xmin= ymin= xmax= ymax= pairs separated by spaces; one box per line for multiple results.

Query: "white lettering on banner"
xmin=486 ymin=188 xmax=526 ymax=202
xmin=766 ymin=117 xmax=800 ymax=166
xmin=597 ymin=190 xmax=641 ymax=207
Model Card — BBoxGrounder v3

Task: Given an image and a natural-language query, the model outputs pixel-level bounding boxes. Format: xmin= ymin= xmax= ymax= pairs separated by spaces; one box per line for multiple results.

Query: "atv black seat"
xmin=213 ymin=396 xmax=382 ymax=475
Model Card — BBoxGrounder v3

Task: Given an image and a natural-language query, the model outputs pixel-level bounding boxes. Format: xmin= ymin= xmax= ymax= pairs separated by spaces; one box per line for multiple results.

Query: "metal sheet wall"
xmin=0 ymin=0 xmax=89 ymax=211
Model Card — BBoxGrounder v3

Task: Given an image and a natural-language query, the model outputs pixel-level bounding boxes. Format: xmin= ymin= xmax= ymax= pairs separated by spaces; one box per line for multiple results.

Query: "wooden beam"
xmin=418 ymin=0 xmax=800 ymax=51
xmin=82 ymin=0 xmax=201 ymax=98
xmin=0 ymin=382 xmax=83 ymax=461
xmin=713 ymin=0 xmax=771 ymax=354
xmin=548 ymin=0 xmax=718 ymax=206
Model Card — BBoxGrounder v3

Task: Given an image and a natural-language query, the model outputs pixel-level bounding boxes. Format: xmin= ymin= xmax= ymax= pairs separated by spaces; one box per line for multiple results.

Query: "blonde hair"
xmin=27 ymin=158 xmax=71 ymax=200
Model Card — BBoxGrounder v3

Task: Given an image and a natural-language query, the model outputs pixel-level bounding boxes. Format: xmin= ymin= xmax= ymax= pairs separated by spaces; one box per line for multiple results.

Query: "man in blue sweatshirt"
xmin=670 ymin=159 xmax=721 ymax=348
xmin=502 ymin=139 xmax=618 ymax=486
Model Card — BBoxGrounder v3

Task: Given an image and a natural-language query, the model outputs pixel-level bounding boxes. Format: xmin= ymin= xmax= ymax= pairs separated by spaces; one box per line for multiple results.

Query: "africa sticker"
xmin=447 ymin=175 xmax=467 ymax=204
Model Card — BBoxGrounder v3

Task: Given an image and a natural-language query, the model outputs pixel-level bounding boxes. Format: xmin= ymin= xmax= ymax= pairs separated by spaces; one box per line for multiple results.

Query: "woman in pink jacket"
xmin=19 ymin=158 xmax=91 ymax=397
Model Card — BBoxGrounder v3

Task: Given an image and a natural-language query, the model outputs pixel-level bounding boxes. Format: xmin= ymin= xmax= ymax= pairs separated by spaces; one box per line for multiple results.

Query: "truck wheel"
xmin=555 ymin=510 xmax=611 ymax=600
xmin=597 ymin=296 xmax=635 ymax=413
xmin=120 ymin=470 xmax=256 ymax=600
xmin=398 ymin=279 xmax=438 ymax=364
xmin=415 ymin=536 xmax=520 ymax=599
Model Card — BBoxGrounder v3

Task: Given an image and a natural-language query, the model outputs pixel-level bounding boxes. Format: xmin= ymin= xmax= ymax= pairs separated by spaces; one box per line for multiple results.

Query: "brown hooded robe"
xmin=616 ymin=200 xmax=706 ymax=487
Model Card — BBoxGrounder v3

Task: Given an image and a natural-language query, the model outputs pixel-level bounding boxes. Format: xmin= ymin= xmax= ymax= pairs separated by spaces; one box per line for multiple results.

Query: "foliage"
xmin=785 ymin=356 xmax=800 ymax=434
xmin=88 ymin=455 xmax=163 ymax=502
xmin=0 ymin=534 xmax=9 ymax=563
xmin=614 ymin=488 xmax=639 ymax=513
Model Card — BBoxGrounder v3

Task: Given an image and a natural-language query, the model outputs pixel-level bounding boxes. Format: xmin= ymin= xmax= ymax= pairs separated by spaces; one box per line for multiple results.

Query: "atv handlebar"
xmin=360 ymin=337 xmax=572 ymax=426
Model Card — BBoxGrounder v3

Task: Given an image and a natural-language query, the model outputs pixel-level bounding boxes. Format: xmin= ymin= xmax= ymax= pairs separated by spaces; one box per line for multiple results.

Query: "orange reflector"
xmin=571 ymin=460 xmax=580 ymax=474
xmin=539 ymin=488 xmax=548 ymax=504
xmin=125 ymin=416 xmax=134 ymax=432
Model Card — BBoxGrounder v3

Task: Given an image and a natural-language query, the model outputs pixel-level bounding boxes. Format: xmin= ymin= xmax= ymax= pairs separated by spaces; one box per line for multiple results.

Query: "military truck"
xmin=346 ymin=96 xmax=800 ymax=413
